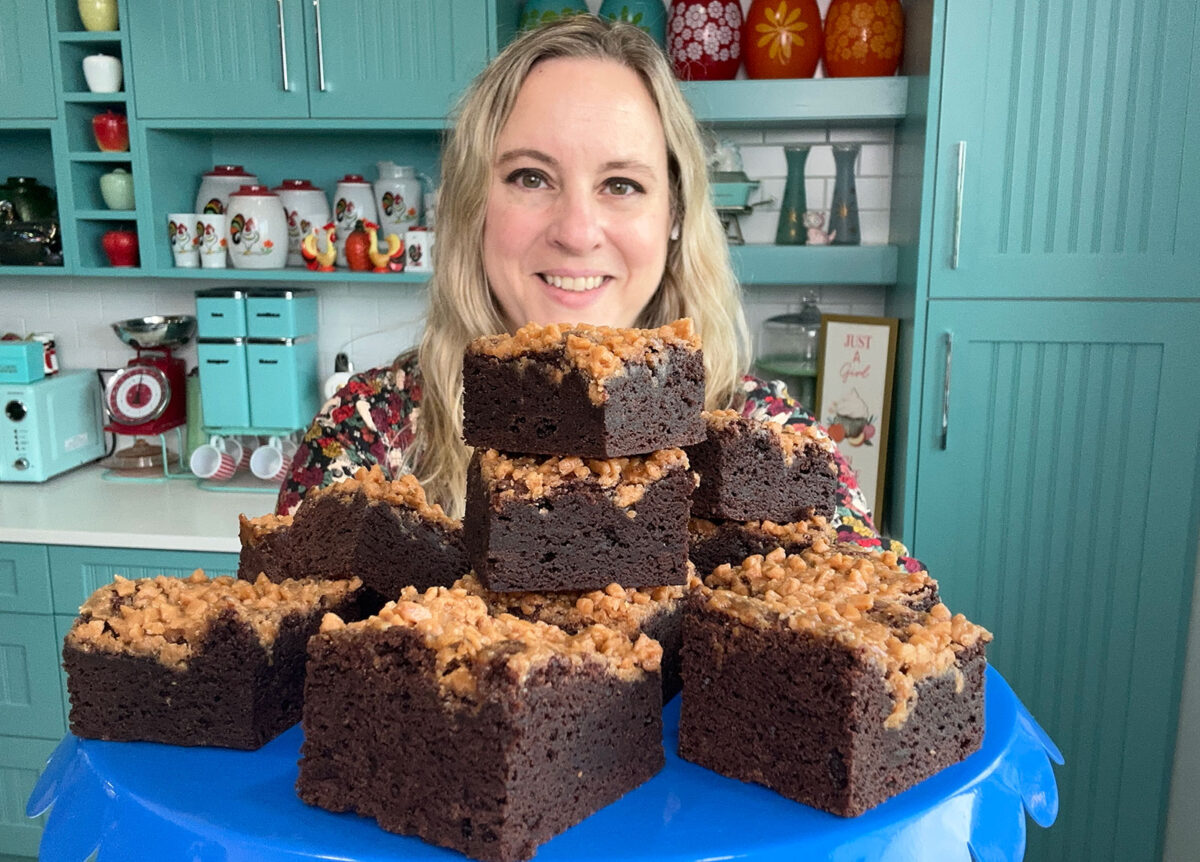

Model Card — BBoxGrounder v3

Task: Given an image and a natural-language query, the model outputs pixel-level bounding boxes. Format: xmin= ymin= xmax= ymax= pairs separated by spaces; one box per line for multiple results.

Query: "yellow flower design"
xmin=754 ymin=1 xmax=809 ymax=63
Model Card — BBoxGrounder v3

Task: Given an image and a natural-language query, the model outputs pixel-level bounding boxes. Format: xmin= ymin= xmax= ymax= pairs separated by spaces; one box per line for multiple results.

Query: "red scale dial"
xmin=104 ymin=364 xmax=171 ymax=425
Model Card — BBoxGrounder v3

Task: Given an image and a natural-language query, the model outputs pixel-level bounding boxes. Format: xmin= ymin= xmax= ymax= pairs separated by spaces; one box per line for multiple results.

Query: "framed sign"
xmin=815 ymin=314 xmax=899 ymax=523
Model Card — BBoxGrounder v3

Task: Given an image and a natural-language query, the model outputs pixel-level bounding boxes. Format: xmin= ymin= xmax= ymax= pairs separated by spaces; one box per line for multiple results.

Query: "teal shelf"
xmin=681 ymin=77 xmax=908 ymax=126
xmin=75 ymin=209 xmax=133 ymax=219
xmin=0 ymin=265 xmax=65 ymax=275
xmin=154 ymin=267 xmax=432 ymax=284
xmin=730 ymin=244 xmax=898 ymax=285
xmin=62 ymin=92 xmax=128 ymax=104
xmin=67 ymin=151 xmax=132 ymax=162
xmin=56 ymin=31 xmax=121 ymax=43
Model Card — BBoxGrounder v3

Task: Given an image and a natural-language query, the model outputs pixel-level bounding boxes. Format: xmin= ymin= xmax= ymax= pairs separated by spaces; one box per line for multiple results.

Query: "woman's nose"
xmin=547 ymin=186 xmax=603 ymax=252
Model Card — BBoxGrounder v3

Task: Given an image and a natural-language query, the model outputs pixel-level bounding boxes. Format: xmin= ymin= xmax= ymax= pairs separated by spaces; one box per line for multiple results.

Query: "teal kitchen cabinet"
xmin=909 ymin=300 xmax=1200 ymax=862
xmin=126 ymin=0 xmax=515 ymax=121
xmin=0 ymin=0 xmax=56 ymax=119
xmin=927 ymin=0 xmax=1200 ymax=299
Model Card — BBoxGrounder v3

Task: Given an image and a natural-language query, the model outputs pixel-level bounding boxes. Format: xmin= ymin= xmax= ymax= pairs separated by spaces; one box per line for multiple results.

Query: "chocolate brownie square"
xmin=239 ymin=466 xmax=469 ymax=604
xmin=464 ymin=447 xmax=697 ymax=592
xmin=688 ymin=514 xmax=833 ymax=578
xmin=678 ymin=546 xmax=987 ymax=816
xmin=463 ymin=319 xmax=706 ymax=457
xmin=686 ymin=410 xmax=838 ymax=521
xmin=63 ymin=571 xmax=365 ymax=750
xmin=454 ymin=571 xmax=689 ymax=702
xmin=298 ymin=585 xmax=664 ymax=862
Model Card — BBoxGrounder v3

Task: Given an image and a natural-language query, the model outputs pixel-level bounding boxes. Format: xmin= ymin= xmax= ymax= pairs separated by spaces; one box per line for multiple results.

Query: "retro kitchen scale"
xmin=101 ymin=315 xmax=196 ymax=480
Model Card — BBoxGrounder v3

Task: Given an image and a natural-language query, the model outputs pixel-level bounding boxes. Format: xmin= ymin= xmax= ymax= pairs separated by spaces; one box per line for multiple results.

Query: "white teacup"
xmin=82 ymin=54 xmax=122 ymax=93
xmin=197 ymin=213 xmax=228 ymax=268
xmin=249 ymin=436 xmax=299 ymax=482
xmin=168 ymin=213 xmax=201 ymax=268
xmin=189 ymin=435 xmax=244 ymax=481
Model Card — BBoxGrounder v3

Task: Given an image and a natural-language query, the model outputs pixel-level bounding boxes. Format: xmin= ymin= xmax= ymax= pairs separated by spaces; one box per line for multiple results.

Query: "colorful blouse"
xmin=276 ymin=354 xmax=915 ymax=565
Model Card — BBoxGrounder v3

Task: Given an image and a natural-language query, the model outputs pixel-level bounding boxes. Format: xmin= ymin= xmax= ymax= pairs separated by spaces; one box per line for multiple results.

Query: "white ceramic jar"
xmin=273 ymin=179 xmax=331 ymax=268
xmin=225 ymin=185 xmax=287 ymax=270
xmin=332 ymin=174 xmax=377 ymax=267
xmin=194 ymin=165 xmax=259 ymax=215
xmin=374 ymin=162 xmax=422 ymax=241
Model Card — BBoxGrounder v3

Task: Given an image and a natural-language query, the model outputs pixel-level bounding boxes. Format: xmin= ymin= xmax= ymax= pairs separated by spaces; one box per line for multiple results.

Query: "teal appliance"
xmin=0 ymin=369 xmax=107 ymax=482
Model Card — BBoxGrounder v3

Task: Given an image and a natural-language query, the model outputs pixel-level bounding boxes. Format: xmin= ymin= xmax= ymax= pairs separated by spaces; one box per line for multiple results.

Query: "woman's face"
xmin=482 ymin=56 xmax=673 ymax=330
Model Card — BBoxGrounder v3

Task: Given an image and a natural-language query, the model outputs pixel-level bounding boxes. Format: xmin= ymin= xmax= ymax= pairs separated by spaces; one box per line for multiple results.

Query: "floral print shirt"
xmin=276 ymin=355 xmax=915 ymax=567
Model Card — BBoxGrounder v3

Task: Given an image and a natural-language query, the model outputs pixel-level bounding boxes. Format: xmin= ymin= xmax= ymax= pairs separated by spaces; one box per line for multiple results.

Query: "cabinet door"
xmin=0 ymin=542 xmax=52 ymax=614
xmin=929 ymin=0 xmax=1200 ymax=299
xmin=48 ymin=546 xmax=240 ymax=614
xmin=0 ymin=0 xmax=56 ymax=118
xmin=0 ymin=735 xmax=57 ymax=857
xmin=0 ymin=612 xmax=66 ymax=738
xmin=126 ymin=0 xmax=309 ymax=119
xmin=912 ymin=300 xmax=1200 ymax=862
xmin=305 ymin=0 xmax=490 ymax=119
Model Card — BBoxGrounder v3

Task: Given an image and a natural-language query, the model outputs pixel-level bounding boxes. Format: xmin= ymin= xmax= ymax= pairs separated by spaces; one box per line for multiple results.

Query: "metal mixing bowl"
xmin=111 ymin=315 xmax=197 ymax=349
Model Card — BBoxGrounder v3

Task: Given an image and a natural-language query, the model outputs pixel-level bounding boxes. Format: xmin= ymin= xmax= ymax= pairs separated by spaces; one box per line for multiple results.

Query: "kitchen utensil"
xmin=0 ymin=221 xmax=62 ymax=266
xmin=226 ymin=185 xmax=287 ymax=270
xmin=196 ymin=213 xmax=227 ymax=268
xmin=167 ymin=213 xmax=201 ymax=267
xmin=332 ymin=175 xmax=377 ymax=267
xmin=82 ymin=53 xmax=122 ymax=93
xmin=273 ymin=179 xmax=330 ymax=267
xmin=194 ymin=165 xmax=258 ymax=215
xmin=189 ymin=435 xmax=242 ymax=481
xmin=374 ymin=162 xmax=421 ymax=240
xmin=0 ymin=370 xmax=107 ymax=482
xmin=0 ymin=176 xmax=58 ymax=222
xmin=105 ymin=315 xmax=196 ymax=437
xmin=111 ymin=315 xmax=197 ymax=349
xmin=99 ymin=168 xmax=134 ymax=210
xmin=249 ymin=435 xmax=298 ymax=481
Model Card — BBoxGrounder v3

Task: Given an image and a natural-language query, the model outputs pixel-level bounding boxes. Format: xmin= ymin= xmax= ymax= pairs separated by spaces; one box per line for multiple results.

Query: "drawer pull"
xmin=275 ymin=0 xmax=290 ymax=92
xmin=939 ymin=332 xmax=952 ymax=450
xmin=314 ymin=0 xmax=328 ymax=92
xmin=951 ymin=141 xmax=965 ymax=269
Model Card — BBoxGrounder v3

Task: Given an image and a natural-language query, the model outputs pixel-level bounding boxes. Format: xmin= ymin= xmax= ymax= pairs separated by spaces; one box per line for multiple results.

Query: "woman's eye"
xmin=506 ymin=169 xmax=547 ymax=190
xmin=605 ymin=178 xmax=642 ymax=196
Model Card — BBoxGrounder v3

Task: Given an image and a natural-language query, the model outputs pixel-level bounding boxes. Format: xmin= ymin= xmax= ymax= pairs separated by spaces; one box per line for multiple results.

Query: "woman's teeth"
xmin=542 ymin=274 xmax=604 ymax=292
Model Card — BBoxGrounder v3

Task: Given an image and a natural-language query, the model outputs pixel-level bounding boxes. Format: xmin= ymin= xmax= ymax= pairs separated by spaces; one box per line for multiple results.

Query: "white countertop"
xmin=0 ymin=465 xmax=276 ymax=553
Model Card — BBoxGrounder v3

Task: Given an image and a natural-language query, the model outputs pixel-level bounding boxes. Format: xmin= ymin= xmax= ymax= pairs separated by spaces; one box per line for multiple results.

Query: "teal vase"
xmin=829 ymin=143 xmax=861 ymax=245
xmin=775 ymin=145 xmax=810 ymax=245
xmin=599 ymin=0 xmax=667 ymax=48
xmin=519 ymin=0 xmax=589 ymax=32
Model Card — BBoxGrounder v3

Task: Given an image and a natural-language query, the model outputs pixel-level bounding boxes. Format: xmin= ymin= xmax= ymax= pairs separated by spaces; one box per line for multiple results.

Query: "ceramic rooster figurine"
xmin=300 ymin=222 xmax=338 ymax=271
xmin=364 ymin=221 xmax=406 ymax=273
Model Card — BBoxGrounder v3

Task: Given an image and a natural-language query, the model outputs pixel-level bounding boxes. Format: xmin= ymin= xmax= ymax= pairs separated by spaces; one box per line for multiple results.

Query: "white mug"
xmin=167 ymin=213 xmax=201 ymax=268
xmin=196 ymin=213 xmax=227 ymax=268
xmin=249 ymin=435 xmax=299 ymax=482
xmin=82 ymin=54 xmax=122 ymax=93
xmin=404 ymin=228 xmax=434 ymax=273
xmin=189 ymin=435 xmax=244 ymax=481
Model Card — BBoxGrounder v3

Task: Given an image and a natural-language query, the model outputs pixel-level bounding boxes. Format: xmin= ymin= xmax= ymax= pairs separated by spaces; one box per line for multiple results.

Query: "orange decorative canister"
xmin=823 ymin=0 xmax=904 ymax=78
xmin=743 ymin=0 xmax=822 ymax=79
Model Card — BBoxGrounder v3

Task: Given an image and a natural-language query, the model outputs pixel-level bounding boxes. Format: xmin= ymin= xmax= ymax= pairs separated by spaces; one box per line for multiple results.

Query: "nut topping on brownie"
xmin=703 ymin=408 xmax=837 ymax=464
xmin=477 ymin=447 xmax=691 ymax=508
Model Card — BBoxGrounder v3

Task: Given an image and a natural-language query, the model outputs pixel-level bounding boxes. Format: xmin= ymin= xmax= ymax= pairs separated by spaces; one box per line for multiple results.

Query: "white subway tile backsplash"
xmin=760 ymin=128 xmax=831 ymax=145
xmin=858 ymin=144 xmax=893 ymax=176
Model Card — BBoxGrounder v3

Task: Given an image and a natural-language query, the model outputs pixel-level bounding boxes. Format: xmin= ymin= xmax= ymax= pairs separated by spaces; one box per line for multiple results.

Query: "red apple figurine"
xmin=101 ymin=228 xmax=139 ymax=267
xmin=92 ymin=110 xmax=129 ymax=152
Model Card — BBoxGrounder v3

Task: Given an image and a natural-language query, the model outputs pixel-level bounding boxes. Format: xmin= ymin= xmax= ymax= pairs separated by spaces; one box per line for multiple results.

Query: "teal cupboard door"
xmin=127 ymin=0 xmax=310 ymax=119
xmin=304 ymin=0 xmax=491 ymax=120
xmin=930 ymin=0 xmax=1200 ymax=299
xmin=0 ymin=0 xmax=55 ymax=118
xmin=912 ymin=300 xmax=1200 ymax=862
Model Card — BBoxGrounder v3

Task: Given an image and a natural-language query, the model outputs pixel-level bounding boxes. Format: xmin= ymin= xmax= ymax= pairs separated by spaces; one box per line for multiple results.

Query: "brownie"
xmin=462 ymin=319 xmax=706 ymax=457
xmin=298 ymin=586 xmax=664 ymax=862
xmin=454 ymin=571 xmax=689 ymax=702
xmin=678 ymin=546 xmax=987 ymax=816
xmin=62 ymin=570 xmax=365 ymax=750
xmin=464 ymin=447 xmax=697 ymax=592
xmin=686 ymin=410 xmax=838 ymax=521
xmin=239 ymin=466 xmax=469 ymax=605
xmin=688 ymin=514 xmax=833 ymax=578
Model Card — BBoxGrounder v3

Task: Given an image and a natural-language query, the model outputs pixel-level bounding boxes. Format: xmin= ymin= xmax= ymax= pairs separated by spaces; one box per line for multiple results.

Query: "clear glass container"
xmin=755 ymin=292 xmax=821 ymax=409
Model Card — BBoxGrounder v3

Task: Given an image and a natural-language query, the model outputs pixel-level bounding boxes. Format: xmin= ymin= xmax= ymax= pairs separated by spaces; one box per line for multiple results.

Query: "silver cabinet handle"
xmin=313 ymin=0 xmax=327 ymax=91
xmin=276 ymin=0 xmax=290 ymax=91
xmin=951 ymin=141 xmax=965 ymax=269
xmin=939 ymin=332 xmax=953 ymax=450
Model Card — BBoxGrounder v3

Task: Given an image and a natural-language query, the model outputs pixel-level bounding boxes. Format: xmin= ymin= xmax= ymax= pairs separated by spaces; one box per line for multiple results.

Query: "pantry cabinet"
xmin=0 ymin=0 xmax=56 ymax=118
xmin=126 ymin=0 xmax=511 ymax=121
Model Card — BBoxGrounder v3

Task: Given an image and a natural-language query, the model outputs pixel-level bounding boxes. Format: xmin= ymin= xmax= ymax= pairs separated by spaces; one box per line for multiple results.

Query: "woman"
xmin=279 ymin=15 xmax=902 ymax=558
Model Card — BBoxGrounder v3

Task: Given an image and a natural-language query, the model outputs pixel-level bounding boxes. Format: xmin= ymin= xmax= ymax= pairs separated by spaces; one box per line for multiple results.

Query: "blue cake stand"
xmin=27 ymin=665 xmax=1060 ymax=862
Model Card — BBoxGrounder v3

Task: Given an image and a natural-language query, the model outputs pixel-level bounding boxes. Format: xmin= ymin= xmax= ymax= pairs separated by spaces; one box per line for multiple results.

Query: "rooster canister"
xmin=374 ymin=162 xmax=421 ymax=242
xmin=225 ymin=185 xmax=287 ymax=270
xmin=273 ymin=179 xmax=330 ymax=268
xmin=194 ymin=165 xmax=258 ymax=215
xmin=332 ymin=174 xmax=377 ymax=267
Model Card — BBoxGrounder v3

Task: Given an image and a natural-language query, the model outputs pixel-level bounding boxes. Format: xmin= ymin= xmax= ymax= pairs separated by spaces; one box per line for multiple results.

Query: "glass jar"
xmin=755 ymin=292 xmax=822 ymax=409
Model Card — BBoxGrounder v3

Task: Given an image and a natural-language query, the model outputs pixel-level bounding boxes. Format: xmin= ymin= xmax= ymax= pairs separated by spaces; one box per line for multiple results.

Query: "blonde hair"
xmin=412 ymin=15 xmax=751 ymax=517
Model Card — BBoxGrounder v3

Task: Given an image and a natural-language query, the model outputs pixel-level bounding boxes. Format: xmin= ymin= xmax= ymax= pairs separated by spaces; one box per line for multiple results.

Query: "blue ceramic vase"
xmin=829 ymin=143 xmax=861 ymax=245
xmin=599 ymin=0 xmax=667 ymax=48
xmin=775 ymin=145 xmax=810 ymax=245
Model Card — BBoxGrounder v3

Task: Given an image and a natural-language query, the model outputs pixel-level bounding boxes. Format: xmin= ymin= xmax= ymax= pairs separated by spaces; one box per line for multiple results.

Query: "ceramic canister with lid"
xmin=194 ymin=165 xmax=259 ymax=215
xmin=373 ymin=162 xmax=422 ymax=241
xmin=332 ymin=174 xmax=377 ymax=267
xmin=225 ymin=185 xmax=287 ymax=270
xmin=273 ymin=179 xmax=331 ymax=268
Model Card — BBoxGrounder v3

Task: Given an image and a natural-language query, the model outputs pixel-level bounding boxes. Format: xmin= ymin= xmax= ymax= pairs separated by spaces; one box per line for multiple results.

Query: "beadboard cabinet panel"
xmin=0 ymin=0 xmax=56 ymax=118
xmin=0 ymin=735 xmax=56 ymax=858
xmin=911 ymin=300 xmax=1200 ymax=862
xmin=929 ymin=0 xmax=1200 ymax=298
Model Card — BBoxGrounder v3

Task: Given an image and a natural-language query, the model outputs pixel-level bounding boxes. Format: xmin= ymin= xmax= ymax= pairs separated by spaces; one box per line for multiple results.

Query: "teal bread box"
xmin=0 ymin=341 xmax=45 ymax=383
xmin=197 ymin=338 xmax=251 ymax=427
xmin=246 ymin=337 xmax=319 ymax=430
xmin=195 ymin=288 xmax=248 ymax=338
xmin=245 ymin=288 xmax=318 ymax=339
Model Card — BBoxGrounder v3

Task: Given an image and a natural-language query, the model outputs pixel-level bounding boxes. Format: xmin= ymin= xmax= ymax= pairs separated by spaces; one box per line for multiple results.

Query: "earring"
xmin=670 ymin=223 xmax=680 ymax=241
